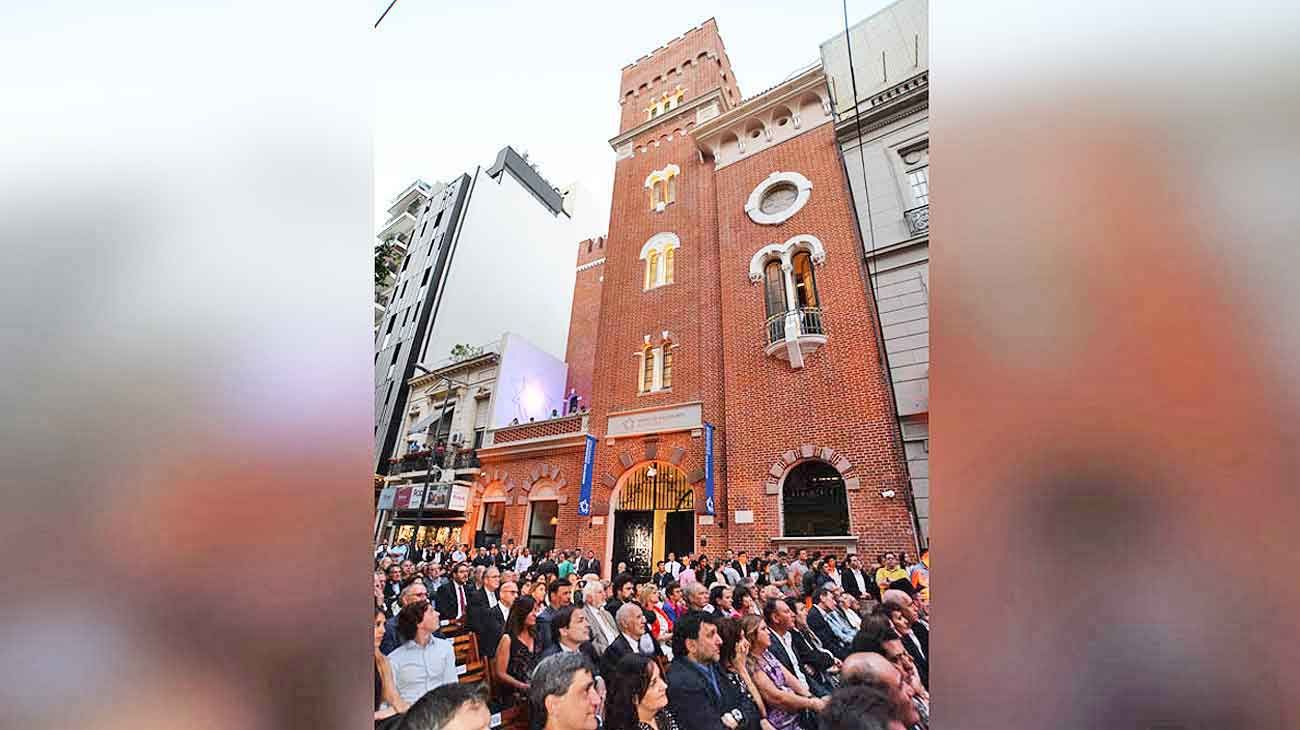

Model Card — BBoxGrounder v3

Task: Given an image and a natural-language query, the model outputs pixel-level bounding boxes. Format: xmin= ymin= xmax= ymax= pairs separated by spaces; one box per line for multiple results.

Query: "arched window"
xmin=641 ymin=345 xmax=656 ymax=392
xmin=645 ymin=165 xmax=680 ymax=213
xmin=638 ymin=337 xmax=674 ymax=394
xmin=640 ymin=232 xmax=680 ymax=290
xmin=645 ymin=250 xmax=660 ymax=289
xmin=782 ymin=460 xmax=850 ymax=537
xmin=763 ymin=260 xmax=787 ymax=319
xmin=792 ymin=251 xmax=819 ymax=308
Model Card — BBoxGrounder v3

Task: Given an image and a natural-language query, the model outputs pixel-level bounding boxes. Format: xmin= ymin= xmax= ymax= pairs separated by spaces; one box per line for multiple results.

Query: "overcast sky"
xmin=372 ymin=0 xmax=892 ymax=241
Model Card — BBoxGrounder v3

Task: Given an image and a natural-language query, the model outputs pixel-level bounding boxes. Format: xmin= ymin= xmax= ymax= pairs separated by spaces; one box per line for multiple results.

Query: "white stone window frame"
xmin=644 ymin=164 xmax=681 ymax=213
xmin=747 ymin=234 xmax=826 ymax=285
xmin=636 ymin=333 xmax=674 ymax=394
xmin=639 ymin=232 xmax=680 ymax=290
xmin=745 ymin=171 xmax=813 ymax=225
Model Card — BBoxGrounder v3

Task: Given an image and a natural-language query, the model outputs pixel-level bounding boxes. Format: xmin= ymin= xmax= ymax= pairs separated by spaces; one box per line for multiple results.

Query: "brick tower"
xmin=471 ymin=19 xmax=917 ymax=574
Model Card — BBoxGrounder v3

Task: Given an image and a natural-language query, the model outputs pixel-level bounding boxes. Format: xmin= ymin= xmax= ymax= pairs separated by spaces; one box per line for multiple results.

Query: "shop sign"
xmin=377 ymin=486 xmax=397 ymax=510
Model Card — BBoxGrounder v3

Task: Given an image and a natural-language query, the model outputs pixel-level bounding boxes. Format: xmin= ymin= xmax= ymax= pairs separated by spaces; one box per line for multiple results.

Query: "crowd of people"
xmin=374 ymin=540 xmax=931 ymax=730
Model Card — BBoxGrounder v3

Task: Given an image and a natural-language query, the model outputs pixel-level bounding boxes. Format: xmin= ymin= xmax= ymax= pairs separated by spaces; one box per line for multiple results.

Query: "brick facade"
xmin=565 ymin=236 xmax=606 ymax=406
xmin=464 ymin=20 xmax=917 ymax=574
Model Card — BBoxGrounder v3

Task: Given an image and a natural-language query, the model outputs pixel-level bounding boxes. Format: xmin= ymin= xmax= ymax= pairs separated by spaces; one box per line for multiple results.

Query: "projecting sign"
xmin=577 ymin=434 xmax=597 ymax=516
xmin=703 ymin=422 xmax=716 ymax=515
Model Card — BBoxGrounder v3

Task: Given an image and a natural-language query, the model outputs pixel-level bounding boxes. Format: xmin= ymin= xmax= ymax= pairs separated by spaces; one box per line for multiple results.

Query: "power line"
xmin=374 ymin=0 xmax=400 ymax=28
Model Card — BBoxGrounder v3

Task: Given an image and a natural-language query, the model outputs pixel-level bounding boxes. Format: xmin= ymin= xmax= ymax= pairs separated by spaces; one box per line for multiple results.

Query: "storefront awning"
xmin=406 ymin=412 xmax=437 ymax=437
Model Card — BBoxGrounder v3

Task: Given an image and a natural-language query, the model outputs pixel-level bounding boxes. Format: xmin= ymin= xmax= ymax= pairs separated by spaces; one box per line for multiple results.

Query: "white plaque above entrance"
xmin=606 ymin=402 xmax=703 ymax=438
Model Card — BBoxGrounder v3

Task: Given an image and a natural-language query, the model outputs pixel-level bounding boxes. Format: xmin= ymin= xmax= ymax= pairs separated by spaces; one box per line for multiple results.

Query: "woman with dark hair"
xmin=740 ymin=615 xmax=824 ymax=730
xmin=374 ymin=607 xmax=408 ymax=722
xmin=716 ymin=618 xmax=772 ymax=730
xmin=661 ymin=583 xmax=686 ymax=622
xmin=710 ymin=585 xmax=739 ymax=618
xmin=604 ymin=653 xmax=679 ymax=730
xmin=493 ymin=594 xmax=539 ymax=706
xmin=732 ymin=586 xmax=759 ymax=617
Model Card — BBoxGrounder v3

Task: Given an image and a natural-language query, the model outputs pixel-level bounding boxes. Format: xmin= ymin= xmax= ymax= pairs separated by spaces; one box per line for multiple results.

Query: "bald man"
xmin=881 ymin=589 xmax=928 ymax=656
xmin=840 ymin=653 xmax=925 ymax=729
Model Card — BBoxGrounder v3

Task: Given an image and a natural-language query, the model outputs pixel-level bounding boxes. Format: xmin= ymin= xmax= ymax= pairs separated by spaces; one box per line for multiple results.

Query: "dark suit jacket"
xmin=790 ymin=628 xmax=836 ymax=675
xmin=468 ymin=589 xmax=507 ymax=658
xmin=902 ymin=630 xmax=929 ymax=689
xmin=539 ymin=641 xmax=603 ymax=677
xmin=434 ymin=580 xmax=469 ymax=622
xmin=911 ymin=619 xmax=929 ymax=656
xmin=536 ymin=606 xmax=557 ymax=651
xmin=806 ymin=607 xmax=851 ymax=660
xmin=666 ymin=658 xmax=735 ymax=730
xmin=600 ymin=634 xmax=662 ymax=678
xmin=766 ymin=628 xmax=799 ymax=679
xmin=575 ymin=558 xmax=601 ymax=576
xmin=840 ymin=569 xmax=868 ymax=599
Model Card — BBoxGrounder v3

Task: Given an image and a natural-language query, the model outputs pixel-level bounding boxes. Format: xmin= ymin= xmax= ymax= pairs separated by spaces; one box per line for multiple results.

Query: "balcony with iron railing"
xmin=764 ymin=306 xmax=827 ymax=369
xmin=387 ymin=448 xmax=480 ymax=476
xmin=904 ymin=204 xmax=929 ymax=236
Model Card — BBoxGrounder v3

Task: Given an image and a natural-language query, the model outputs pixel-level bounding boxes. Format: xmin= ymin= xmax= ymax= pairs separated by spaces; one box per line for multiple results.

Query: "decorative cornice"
xmin=691 ymin=65 xmax=826 ymax=142
xmin=609 ymin=89 xmax=727 ymax=150
xmin=576 ymin=257 xmax=606 ymax=272
xmin=834 ymin=73 xmax=928 ymax=141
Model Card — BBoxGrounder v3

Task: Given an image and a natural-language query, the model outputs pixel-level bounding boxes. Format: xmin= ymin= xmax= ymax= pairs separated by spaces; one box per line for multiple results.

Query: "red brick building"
xmin=465 ymin=19 xmax=918 ymax=574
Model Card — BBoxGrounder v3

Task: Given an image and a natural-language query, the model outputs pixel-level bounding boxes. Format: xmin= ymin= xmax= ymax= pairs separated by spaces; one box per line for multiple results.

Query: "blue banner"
xmin=704 ymin=422 xmax=716 ymax=515
xmin=578 ymin=434 xmax=597 ymax=516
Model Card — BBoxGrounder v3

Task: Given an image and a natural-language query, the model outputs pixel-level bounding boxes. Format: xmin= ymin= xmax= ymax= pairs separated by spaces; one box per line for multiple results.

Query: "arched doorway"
xmin=610 ymin=462 xmax=694 ymax=578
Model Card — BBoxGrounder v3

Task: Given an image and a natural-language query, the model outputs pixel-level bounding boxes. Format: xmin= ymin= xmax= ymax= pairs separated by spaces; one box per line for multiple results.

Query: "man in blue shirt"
xmin=666 ymin=612 xmax=737 ymax=730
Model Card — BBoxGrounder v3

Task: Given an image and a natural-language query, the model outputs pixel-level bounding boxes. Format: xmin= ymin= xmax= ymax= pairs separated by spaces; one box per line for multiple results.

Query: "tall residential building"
xmin=376 ymin=179 xmax=438 ymax=330
xmin=821 ymin=0 xmax=930 ymax=542
xmin=373 ymin=146 xmax=576 ymax=476
xmin=455 ymin=19 xmax=917 ymax=572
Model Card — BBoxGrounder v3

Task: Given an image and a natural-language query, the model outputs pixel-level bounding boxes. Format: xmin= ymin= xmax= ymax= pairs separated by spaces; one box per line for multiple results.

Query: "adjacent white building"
xmin=821 ymin=0 xmax=930 ymax=542
xmin=374 ymin=146 xmax=577 ymax=475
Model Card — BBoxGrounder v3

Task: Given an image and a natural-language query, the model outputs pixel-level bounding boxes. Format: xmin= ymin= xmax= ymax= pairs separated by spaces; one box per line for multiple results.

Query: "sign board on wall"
xmin=606 ymin=403 xmax=703 ymax=438
xmin=734 ymin=510 xmax=754 ymax=524
xmin=448 ymin=485 xmax=469 ymax=512
xmin=377 ymin=487 xmax=397 ymax=510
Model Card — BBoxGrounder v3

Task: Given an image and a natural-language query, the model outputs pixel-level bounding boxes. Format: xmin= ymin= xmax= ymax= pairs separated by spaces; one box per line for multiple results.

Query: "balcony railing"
xmin=765 ymin=307 xmax=825 ymax=345
xmin=904 ymin=204 xmax=929 ymax=236
xmin=388 ymin=449 xmax=479 ymax=475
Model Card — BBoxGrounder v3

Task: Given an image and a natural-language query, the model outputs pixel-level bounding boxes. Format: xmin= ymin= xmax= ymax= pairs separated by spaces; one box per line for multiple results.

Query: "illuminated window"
xmin=638 ymin=337 xmax=674 ymax=393
xmin=792 ymin=251 xmax=819 ymax=308
xmin=644 ymin=164 xmax=681 ymax=212
xmin=639 ymin=232 xmax=680 ymax=290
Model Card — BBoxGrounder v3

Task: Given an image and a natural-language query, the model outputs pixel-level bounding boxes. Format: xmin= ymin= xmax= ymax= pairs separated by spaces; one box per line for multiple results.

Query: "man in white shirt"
xmin=842 ymin=554 xmax=870 ymax=599
xmin=451 ymin=544 xmax=467 ymax=563
xmin=663 ymin=552 xmax=682 ymax=578
xmin=764 ymin=597 xmax=829 ymax=697
xmin=388 ymin=600 xmax=458 ymax=705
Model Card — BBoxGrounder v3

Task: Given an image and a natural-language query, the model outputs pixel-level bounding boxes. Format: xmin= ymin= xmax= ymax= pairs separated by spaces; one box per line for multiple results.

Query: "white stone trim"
xmin=643 ymin=163 xmax=681 ymax=188
xmin=745 ymin=171 xmax=813 ymax=225
xmin=748 ymin=234 xmax=826 ymax=283
xmin=639 ymin=232 xmax=680 ymax=260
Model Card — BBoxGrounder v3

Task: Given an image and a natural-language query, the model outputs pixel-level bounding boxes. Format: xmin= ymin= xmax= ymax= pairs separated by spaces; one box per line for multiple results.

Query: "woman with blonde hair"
xmin=637 ymin=584 xmax=674 ymax=645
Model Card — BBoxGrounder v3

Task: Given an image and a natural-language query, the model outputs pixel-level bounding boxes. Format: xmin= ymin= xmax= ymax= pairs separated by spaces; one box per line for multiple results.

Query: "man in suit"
xmin=538 ymin=605 xmax=605 ymax=682
xmin=466 ymin=566 xmax=503 ymax=655
xmin=806 ymin=587 xmax=853 ymax=660
xmin=601 ymin=602 xmax=663 ymax=677
xmin=882 ymin=588 xmax=928 ymax=656
xmin=434 ymin=561 xmax=472 ymax=623
xmin=789 ymin=601 xmax=841 ymax=692
xmin=581 ymin=580 xmax=620 ymax=654
xmin=763 ymin=597 xmax=829 ymax=698
xmin=605 ymin=573 xmax=635 ymax=620
xmin=881 ymin=600 xmax=928 ymax=690
xmin=575 ymin=550 xmax=601 ymax=578
xmin=383 ymin=564 xmax=405 ymax=607
xmin=665 ymin=612 xmax=735 ymax=730
xmin=476 ymin=578 xmax=515 ymax=659
xmin=840 ymin=554 xmax=870 ymax=599
xmin=536 ymin=579 xmax=574 ymax=651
